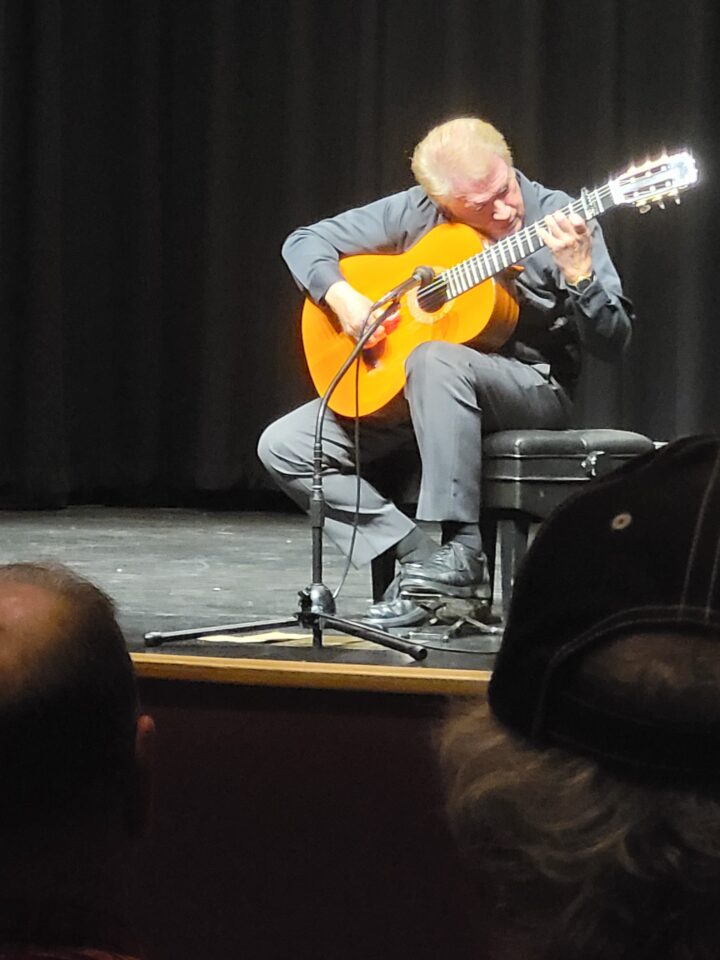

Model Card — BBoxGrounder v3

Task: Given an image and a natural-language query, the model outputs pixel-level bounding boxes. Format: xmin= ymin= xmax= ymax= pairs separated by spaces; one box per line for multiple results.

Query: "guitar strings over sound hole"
xmin=416 ymin=280 xmax=448 ymax=315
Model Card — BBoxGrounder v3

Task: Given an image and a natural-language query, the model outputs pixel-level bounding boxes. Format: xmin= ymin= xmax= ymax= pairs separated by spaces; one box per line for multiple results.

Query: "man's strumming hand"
xmin=324 ymin=281 xmax=388 ymax=347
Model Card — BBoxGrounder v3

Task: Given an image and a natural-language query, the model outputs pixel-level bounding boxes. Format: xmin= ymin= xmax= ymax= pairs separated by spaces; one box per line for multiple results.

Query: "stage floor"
xmin=0 ymin=506 xmax=499 ymax=670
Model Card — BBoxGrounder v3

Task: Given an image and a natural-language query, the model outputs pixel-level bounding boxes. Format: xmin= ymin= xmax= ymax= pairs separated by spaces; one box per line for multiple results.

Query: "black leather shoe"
xmin=363 ymin=573 xmax=429 ymax=628
xmin=364 ymin=595 xmax=429 ymax=628
xmin=400 ymin=541 xmax=491 ymax=599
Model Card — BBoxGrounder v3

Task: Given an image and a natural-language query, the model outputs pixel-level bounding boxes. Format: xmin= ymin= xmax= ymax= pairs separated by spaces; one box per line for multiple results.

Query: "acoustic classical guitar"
xmin=301 ymin=151 xmax=698 ymax=418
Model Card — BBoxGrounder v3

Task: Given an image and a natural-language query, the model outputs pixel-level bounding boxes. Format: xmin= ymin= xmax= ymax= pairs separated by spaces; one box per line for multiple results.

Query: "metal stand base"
xmin=144 ymin=583 xmax=428 ymax=661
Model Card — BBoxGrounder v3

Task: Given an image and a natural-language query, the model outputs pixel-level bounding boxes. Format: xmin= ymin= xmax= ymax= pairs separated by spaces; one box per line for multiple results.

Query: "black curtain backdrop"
xmin=1 ymin=0 xmax=718 ymax=506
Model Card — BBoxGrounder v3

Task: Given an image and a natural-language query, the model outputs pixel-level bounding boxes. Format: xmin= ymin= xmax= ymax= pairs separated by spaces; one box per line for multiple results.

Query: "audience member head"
xmin=0 ymin=562 xmax=154 ymax=895
xmin=439 ymin=436 xmax=720 ymax=960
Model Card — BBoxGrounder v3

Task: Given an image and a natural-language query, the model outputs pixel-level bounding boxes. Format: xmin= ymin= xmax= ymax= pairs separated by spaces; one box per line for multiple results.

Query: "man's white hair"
xmin=411 ymin=117 xmax=513 ymax=201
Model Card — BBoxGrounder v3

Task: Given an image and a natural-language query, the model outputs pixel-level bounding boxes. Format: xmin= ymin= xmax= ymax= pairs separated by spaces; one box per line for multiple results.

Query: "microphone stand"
xmin=146 ymin=284 xmax=428 ymax=661
xmin=297 ymin=297 xmax=426 ymax=660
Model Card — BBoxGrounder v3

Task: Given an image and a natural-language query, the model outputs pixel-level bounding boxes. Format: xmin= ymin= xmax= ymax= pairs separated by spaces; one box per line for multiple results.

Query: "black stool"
xmin=371 ymin=428 xmax=654 ymax=618
xmin=481 ymin=428 xmax=654 ymax=616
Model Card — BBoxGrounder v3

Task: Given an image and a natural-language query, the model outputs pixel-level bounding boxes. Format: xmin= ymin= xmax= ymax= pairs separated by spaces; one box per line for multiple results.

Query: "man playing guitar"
xmin=258 ymin=116 xmax=633 ymax=627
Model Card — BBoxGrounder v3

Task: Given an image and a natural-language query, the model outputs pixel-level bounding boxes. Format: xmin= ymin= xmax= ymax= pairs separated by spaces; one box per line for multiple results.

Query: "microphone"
xmin=373 ymin=265 xmax=435 ymax=307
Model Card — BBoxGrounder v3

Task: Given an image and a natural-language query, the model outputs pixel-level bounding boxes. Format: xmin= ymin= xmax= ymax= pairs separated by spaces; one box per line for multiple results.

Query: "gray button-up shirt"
xmin=282 ymin=170 xmax=634 ymax=393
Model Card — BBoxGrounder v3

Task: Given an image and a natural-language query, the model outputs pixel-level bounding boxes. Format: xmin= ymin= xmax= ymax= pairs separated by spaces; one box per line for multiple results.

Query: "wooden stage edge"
xmin=132 ymin=650 xmax=491 ymax=697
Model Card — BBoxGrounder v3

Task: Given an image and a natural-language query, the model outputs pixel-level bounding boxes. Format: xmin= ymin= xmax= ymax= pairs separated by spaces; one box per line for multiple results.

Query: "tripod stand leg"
xmin=312 ymin=613 xmax=428 ymax=661
xmin=144 ymin=617 xmax=298 ymax=647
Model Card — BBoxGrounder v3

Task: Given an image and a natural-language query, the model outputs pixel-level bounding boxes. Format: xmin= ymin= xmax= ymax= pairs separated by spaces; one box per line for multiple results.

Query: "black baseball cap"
xmin=488 ymin=435 xmax=720 ymax=785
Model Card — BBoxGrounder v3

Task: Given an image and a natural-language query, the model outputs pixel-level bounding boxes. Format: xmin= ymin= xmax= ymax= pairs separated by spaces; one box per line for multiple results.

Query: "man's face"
xmin=441 ymin=153 xmax=525 ymax=240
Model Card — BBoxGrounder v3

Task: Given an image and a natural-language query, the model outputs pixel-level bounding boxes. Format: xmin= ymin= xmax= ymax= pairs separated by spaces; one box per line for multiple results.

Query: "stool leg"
xmin=499 ymin=515 xmax=530 ymax=620
xmin=371 ymin=549 xmax=396 ymax=602
xmin=480 ymin=513 xmax=498 ymax=607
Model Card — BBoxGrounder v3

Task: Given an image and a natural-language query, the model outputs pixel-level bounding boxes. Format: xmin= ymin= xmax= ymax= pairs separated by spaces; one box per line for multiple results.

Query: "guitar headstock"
xmin=609 ymin=150 xmax=698 ymax=213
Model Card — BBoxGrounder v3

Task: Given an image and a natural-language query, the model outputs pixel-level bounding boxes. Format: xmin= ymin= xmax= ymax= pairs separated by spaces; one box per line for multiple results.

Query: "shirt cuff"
xmin=308 ymin=263 xmax=346 ymax=304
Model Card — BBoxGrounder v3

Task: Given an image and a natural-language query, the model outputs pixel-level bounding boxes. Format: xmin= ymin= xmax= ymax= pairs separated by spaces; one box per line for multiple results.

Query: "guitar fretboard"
xmin=418 ymin=182 xmax=615 ymax=307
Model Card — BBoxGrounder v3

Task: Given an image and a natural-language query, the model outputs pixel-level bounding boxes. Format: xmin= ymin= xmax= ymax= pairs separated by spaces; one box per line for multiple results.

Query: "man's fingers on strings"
xmin=540 ymin=213 xmax=589 ymax=254
xmin=547 ymin=212 xmax=581 ymax=239
xmin=567 ymin=211 xmax=588 ymax=233
xmin=537 ymin=216 xmax=564 ymax=250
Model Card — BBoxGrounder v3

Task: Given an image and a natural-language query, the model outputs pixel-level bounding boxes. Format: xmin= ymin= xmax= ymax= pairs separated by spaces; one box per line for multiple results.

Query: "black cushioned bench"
xmin=371 ymin=428 xmax=655 ymax=617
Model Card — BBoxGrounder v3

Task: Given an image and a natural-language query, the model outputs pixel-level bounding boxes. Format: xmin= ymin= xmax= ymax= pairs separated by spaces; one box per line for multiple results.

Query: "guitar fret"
xmin=450 ymin=265 xmax=460 ymax=295
xmin=464 ymin=259 xmax=474 ymax=286
xmin=580 ymin=190 xmax=595 ymax=220
xmin=454 ymin=265 xmax=466 ymax=295
xmin=449 ymin=268 xmax=462 ymax=298
xmin=481 ymin=255 xmax=491 ymax=282
xmin=479 ymin=256 xmax=488 ymax=281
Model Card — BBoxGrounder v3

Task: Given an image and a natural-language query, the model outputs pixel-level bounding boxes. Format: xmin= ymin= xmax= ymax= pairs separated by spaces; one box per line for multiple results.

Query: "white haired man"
xmin=258 ymin=117 xmax=633 ymax=626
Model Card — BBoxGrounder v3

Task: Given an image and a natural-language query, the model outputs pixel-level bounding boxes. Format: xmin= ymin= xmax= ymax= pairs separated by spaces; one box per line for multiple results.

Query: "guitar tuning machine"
xmin=638 ymin=203 xmax=651 ymax=214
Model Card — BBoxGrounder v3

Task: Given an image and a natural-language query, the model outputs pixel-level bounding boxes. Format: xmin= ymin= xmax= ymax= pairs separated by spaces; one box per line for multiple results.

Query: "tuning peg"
xmin=658 ymin=201 xmax=666 ymax=210
xmin=638 ymin=204 xmax=651 ymax=214
xmin=675 ymin=197 xmax=681 ymax=205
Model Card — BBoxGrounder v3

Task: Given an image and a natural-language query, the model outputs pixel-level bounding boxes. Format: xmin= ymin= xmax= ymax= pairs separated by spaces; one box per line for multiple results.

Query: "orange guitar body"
xmin=301 ymin=222 xmax=519 ymax=417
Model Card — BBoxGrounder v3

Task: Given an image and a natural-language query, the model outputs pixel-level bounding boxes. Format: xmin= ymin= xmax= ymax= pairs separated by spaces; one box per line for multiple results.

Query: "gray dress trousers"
xmin=257 ymin=342 xmax=571 ymax=568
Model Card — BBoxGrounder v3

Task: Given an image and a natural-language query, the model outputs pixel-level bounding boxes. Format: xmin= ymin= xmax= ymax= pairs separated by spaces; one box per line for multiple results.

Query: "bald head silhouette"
xmin=0 ymin=564 xmax=154 ymax=862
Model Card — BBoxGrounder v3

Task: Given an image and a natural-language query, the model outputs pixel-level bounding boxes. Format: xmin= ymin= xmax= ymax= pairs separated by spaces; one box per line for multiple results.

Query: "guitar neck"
xmin=436 ymin=181 xmax=617 ymax=301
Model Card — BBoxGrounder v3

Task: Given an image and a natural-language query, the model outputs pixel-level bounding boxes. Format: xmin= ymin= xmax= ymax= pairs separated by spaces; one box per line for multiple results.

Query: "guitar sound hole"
xmin=417 ymin=285 xmax=447 ymax=314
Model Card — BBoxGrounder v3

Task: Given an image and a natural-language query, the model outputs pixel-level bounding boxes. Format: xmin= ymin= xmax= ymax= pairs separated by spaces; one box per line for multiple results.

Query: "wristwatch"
xmin=567 ymin=272 xmax=596 ymax=294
